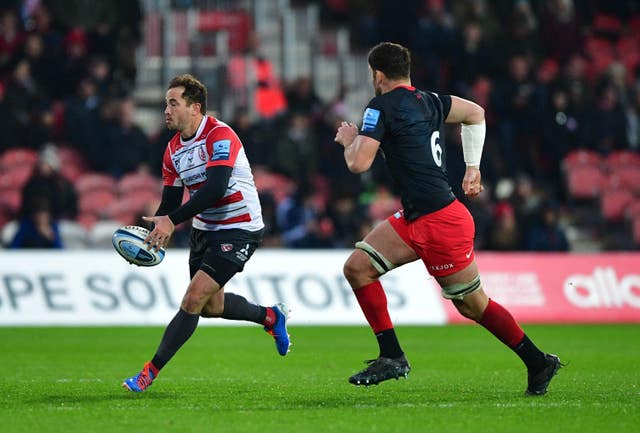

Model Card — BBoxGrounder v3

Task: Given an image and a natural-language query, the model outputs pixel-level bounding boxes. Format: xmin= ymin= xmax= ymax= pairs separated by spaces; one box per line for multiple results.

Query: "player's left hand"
xmin=142 ymin=215 xmax=175 ymax=251
xmin=334 ymin=121 xmax=359 ymax=147
xmin=462 ymin=166 xmax=484 ymax=197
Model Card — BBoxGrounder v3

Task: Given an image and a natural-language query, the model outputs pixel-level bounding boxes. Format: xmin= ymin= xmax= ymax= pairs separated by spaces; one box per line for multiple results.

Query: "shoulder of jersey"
xmin=112 ymin=225 xmax=165 ymax=267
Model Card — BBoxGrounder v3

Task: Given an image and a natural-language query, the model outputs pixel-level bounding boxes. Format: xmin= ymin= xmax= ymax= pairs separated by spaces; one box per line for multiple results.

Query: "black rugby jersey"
xmin=359 ymin=85 xmax=456 ymax=220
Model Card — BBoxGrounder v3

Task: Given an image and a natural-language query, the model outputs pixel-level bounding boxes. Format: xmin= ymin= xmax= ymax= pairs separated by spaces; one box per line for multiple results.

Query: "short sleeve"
xmin=440 ymin=94 xmax=452 ymax=119
xmin=206 ymin=126 xmax=242 ymax=168
xmin=358 ymin=97 xmax=386 ymax=141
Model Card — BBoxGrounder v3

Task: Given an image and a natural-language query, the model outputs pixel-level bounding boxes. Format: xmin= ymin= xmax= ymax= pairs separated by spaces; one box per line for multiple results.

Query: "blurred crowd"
xmin=1 ymin=0 xmax=639 ymax=250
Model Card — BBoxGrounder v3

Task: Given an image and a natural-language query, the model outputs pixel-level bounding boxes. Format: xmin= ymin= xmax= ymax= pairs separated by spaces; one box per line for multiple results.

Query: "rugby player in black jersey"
xmin=334 ymin=42 xmax=562 ymax=395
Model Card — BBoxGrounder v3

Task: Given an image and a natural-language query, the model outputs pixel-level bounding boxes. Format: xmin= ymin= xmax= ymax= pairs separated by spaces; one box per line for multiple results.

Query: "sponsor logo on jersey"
xmin=212 ymin=139 xmax=231 ymax=161
xmin=361 ymin=108 xmax=380 ymax=132
xmin=183 ymin=171 xmax=207 ymax=184
xmin=221 ymin=243 xmax=233 ymax=252
xmin=430 ymin=263 xmax=454 ymax=271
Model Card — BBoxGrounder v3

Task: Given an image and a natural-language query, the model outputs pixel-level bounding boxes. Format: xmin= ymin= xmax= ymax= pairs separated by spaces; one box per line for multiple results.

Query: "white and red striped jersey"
xmin=161 ymin=115 xmax=264 ymax=232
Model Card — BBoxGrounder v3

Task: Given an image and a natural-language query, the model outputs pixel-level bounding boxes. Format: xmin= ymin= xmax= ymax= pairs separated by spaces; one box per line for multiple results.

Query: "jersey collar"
xmin=393 ymin=84 xmax=416 ymax=91
xmin=180 ymin=116 xmax=208 ymax=146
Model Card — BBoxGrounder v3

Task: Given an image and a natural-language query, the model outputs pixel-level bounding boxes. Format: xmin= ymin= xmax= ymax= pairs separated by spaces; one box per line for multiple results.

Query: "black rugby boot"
xmin=525 ymin=353 xmax=563 ymax=396
xmin=349 ymin=355 xmax=411 ymax=386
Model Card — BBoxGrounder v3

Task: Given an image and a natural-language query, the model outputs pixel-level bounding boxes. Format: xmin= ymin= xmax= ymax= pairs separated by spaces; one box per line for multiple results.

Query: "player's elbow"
xmin=466 ymin=104 xmax=485 ymax=124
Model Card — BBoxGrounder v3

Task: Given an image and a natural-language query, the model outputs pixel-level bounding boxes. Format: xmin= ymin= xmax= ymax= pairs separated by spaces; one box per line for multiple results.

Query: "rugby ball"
xmin=112 ymin=225 xmax=165 ymax=267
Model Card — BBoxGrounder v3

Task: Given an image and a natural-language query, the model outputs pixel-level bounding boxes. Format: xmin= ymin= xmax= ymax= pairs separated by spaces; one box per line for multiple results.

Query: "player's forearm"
xmin=155 ymin=186 xmax=184 ymax=216
xmin=344 ymin=136 xmax=373 ymax=173
xmin=167 ymin=166 xmax=232 ymax=225
xmin=461 ymin=122 xmax=485 ymax=168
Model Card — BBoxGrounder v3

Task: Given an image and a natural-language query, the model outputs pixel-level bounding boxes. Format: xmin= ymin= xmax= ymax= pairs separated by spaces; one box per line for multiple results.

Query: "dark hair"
xmin=367 ymin=42 xmax=411 ymax=80
xmin=168 ymin=74 xmax=207 ymax=114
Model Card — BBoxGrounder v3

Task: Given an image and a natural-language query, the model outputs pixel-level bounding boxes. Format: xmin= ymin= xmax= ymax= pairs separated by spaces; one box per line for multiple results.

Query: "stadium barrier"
xmin=0 ymin=251 xmax=638 ymax=325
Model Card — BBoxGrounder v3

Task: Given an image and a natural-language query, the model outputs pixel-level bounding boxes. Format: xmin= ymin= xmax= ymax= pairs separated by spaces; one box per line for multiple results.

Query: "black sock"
xmin=513 ymin=334 xmax=547 ymax=372
xmin=376 ymin=328 xmax=404 ymax=359
xmin=151 ymin=309 xmax=199 ymax=370
xmin=221 ymin=293 xmax=267 ymax=324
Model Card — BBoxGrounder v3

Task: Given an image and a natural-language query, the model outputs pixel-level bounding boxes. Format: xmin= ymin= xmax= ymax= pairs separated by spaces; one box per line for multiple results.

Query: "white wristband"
xmin=461 ymin=121 xmax=485 ymax=167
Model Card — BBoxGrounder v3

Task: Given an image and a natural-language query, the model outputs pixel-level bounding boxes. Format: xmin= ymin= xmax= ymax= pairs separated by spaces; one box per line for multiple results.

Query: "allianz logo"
xmin=564 ymin=266 xmax=640 ymax=308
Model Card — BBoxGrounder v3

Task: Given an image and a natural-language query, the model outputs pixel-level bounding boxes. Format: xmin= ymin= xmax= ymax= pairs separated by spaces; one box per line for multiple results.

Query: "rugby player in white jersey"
xmin=122 ymin=74 xmax=290 ymax=392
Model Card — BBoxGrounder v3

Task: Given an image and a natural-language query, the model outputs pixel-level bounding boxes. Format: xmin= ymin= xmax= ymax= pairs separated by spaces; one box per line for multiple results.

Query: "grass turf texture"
xmin=1 ymin=325 xmax=638 ymax=433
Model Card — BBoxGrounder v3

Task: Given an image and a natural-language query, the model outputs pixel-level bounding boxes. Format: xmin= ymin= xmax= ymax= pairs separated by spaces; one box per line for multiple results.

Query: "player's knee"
xmin=452 ymin=299 xmax=484 ymax=321
xmin=200 ymin=303 xmax=223 ymax=318
xmin=343 ymin=252 xmax=374 ymax=285
xmin=181 ymin=290 xmax=211 ymax=314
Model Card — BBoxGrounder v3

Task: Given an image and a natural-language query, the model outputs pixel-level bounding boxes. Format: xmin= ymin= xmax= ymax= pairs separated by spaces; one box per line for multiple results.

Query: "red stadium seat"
xmin=107 ymin=192 xmax=158 ymax=225
xmin=628 ymin=200 xmax=640 ymax=220
xmin=57 ymin=146 xmax=87 ymax=182
xmin=0 ymin=165 xmax=33 ymax=189
xmin=612 ymin=166 xmax=640 ymax=193
xmin=79 ymin=189 xmax=117 ymax=217
xmin=566 ymin=165 xmax=605 ymax=200
xmin=600 ymin=188 xmax=634 ymax=222
xmin=75 ymin=173 xmax=117 ymax=196
xmin=117 ymin=172 xmax=161 ymax=195
xmin=605 ymin=150 xmax=640 ymax=170
xmin=0 ymin=187 xmax=21 ymax=216
xmin=563 ymin=149 xmax=603 ymax=170
xmin=592 ymin=14 xmax=623 ymax=35
xmin=76 ymin=212 xmax=98 ymax=230
xmin=0 ymin=148 xmax=38 ymax=172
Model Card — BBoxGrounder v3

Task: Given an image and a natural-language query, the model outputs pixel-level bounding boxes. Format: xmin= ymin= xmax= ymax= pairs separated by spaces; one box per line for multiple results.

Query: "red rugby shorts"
xmin=388 ymin=199 xmax=475 ymax=277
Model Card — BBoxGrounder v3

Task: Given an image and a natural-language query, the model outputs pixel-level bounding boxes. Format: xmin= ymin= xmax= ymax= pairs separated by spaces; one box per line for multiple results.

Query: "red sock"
xmin=478 ymin=299 xmax=524 ymax=349
xmin=354 ymin=281 xmax=393 ymax=333
xmin=263 ymin=307 xmax=276 ymax=328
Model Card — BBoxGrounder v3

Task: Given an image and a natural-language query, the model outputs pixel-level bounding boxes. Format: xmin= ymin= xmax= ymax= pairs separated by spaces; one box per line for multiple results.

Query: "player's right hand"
xmin=462 ymin=166 xmax=484 ymax=197
xmin=142 ymin=215 xmax=174 ymax=251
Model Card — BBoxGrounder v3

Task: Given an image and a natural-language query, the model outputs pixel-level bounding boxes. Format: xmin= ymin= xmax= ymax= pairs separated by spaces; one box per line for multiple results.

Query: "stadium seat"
xmin=88 ymin=220 xmax=123 ymax=248
xmin=0 ymin=165 xmax=34 ymax=190
xmin=58 ymin=220 xmax=88 ymax=249
xmin=563 ymin=149 xmax=603 ymax=170
xmin=605 ymin=150 xmax=640 ymax=170
xmin=628 ymin=200 xmax=640 ymax=220
xmin=566 ymin=165 xmax=605 ymax=200
xmin=600 ymin=188 xmax=634 ymax=222
xmin=612 ymin=166 xmax=640 ymax=193
xmin=117 ymin=172 xmax=161 ymax=195
xmin=108 ymin=190 xmax=159 ymax=224
xmin=0 ymin=187 xmax=22 ymax=216
xmin=592 ymin=14 xmax=623 ymax=35
xmin=253 ymin=169 xmax=294 ymax=203
xmin=79 ymin=189 xmax=117 ymax=217
xmin=75 ymin=172 xmax=117 ymax=196
xmin=76 ymin=212 xmax=98 ymax=230
xmin=0 ymin=148 xmax=38 ymax=172
xmin=56 ymin=146 xmax=87 ymax=182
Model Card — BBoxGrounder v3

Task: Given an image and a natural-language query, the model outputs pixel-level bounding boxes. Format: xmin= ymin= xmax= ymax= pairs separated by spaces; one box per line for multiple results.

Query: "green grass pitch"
xmin=1 ymin=324 xmax=638 ymax=433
